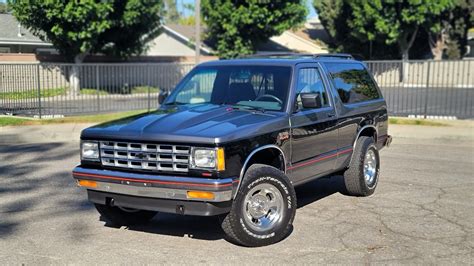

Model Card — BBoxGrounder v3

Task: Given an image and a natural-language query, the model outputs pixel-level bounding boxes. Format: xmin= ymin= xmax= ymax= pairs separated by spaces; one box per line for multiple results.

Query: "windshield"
xmin=165 ymin=65 xmax=292 ymax=111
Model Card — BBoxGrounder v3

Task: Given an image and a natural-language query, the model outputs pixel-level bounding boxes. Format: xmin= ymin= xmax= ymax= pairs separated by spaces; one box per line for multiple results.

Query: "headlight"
xmin=81 ymin=141 xmax=99 ymax=160
xmin=191 ymin=148 xmax=225 ymax=170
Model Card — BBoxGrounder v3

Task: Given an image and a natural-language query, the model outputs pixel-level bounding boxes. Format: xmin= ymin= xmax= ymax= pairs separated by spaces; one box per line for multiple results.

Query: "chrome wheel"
xmin=364 ymin=149 xmax=377 ymax=187
xmin=242 ymin=183 xmax=284 ymax=232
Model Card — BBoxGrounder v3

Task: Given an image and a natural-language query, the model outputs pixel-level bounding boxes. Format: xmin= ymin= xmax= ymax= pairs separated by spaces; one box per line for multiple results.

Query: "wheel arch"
xmin=355 ymin=124 xmax=378 ymax=145
xmin=234 ymin=145 xmax=287 ymax=198
xmin=349 ymin=124 xmax=378 ymax=165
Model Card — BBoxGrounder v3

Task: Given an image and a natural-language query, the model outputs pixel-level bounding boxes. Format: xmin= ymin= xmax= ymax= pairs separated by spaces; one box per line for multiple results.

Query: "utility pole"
xmin=195 ymin=0 xmax=201 ymax=64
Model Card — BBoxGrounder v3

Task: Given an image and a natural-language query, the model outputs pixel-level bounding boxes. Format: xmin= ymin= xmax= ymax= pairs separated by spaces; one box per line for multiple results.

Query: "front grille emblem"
xmin=99 ymin=141 xmax=190 ymax=172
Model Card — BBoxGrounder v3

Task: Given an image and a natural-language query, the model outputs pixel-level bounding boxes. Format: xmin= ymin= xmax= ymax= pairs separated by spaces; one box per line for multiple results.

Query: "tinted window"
xmin=325 ymin=63 xmax=380 ymax=104
xmin=296 ymin=68 xmax=329 ymax=109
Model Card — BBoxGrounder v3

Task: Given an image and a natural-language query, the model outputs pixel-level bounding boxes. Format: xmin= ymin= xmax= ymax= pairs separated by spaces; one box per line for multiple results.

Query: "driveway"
xmin=0 ymin=122 xmax=473 ymax=264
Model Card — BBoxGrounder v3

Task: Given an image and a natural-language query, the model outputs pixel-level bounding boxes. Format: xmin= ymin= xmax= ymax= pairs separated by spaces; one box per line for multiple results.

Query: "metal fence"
xmin=0 ymin=60 xmax=473 ymax=119
xmin=0 ymin=63 xmax=194 ymax=118
xmin=366 ymin=60 xmax=473 ymax=119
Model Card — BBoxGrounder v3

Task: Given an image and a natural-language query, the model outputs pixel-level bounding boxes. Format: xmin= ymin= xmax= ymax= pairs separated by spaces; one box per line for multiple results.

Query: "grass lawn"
xmin=80 ymin=88 xmax=110 ymax=95
xmin=0 ymin=117 xmax=31 ymax=127
xmin=0 ymin=110 xmax=148 ymax=127
xmin=1 ymin=86 xmax=160 ymax=99
xmin=80 ymin=86 xmax=159 ymax=95
xmin=388 ymin=117 xmax=449 ymax=126
xmin=0 ymin=87 xmax=66 ymax=100
xmin=131 ymin=86 xmax=160 ymax=94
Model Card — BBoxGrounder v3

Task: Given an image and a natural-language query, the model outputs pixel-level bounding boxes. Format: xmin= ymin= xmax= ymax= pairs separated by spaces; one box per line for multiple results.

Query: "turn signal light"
xmin=187 ymin=191 xmax=215 ymax=200
xmin=217 ymin=147 xmax=225 ymax=171
xmin=78 ymin=180 xmax=98 ymax=188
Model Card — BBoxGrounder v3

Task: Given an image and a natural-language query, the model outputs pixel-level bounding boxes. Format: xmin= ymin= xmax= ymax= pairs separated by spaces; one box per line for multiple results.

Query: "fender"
xmin=234 ymin=144 xmax=287 ymax=198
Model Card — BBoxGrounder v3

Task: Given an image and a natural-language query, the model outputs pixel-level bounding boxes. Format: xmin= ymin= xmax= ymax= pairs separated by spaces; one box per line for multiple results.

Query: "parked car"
xmin=72 ymin=53 xmax=392 ymax=247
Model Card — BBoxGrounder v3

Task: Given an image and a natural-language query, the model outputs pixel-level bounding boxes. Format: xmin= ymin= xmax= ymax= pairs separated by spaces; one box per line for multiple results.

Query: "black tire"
xmin=221 ymin=164 xmax=296 ymax=247
xmin=94 ymin=204 xmax=157 ymax=226
xmin=343 ymin=136 xmax=380 ymax=196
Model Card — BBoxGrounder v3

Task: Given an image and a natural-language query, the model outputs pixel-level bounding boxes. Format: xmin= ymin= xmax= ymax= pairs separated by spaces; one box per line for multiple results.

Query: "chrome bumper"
xmin=385 ymin=135 xmax=393 ymax=147
xmin=72 ymin=167 xmax=237 ymax=202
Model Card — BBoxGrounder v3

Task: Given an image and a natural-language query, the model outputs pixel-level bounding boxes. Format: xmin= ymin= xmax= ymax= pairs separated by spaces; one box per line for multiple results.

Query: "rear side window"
xmin=325 ymin=63 xmax=380 ymax=104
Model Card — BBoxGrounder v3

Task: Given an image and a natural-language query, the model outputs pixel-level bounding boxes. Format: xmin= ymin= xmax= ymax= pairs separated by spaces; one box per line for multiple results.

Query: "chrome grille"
xmin=99 ymin=141 xmax=190 ymax=172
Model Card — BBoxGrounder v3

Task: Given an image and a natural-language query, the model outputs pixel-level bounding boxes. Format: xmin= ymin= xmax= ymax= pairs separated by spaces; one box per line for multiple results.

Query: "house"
xmin=1 ymin=12 xmax=329 ymax=59
xmin=147 ymin=21 xmax=329 ymax=56
xmin=144 ymin=24 xmax=213 ymax=57
xmin=0 ymin=13 xmax=56 ymax=54
xmin=257 ymin=17 xmax=329 ymax=54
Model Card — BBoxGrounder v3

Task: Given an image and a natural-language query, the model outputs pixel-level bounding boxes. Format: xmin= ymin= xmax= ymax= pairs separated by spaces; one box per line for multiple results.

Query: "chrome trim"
xmin=80 ymin=180 xmax=232 ymax=202
xmin=349 ymin=125 xmax=378 ymax=165
xmin=80 ymin=141 xmax=100 ymax=162
xmin=72 ymin=167 xmax=236 ymax=188
xmin=234 ymin=144 xmax=287 ymax=199
xmin=385 ymin=135 xmax=392 ymax=147
xmin=99 ymin=141 xmax=191 ymax=173
xmin=189 ymin=147 xmax=221 ymax=170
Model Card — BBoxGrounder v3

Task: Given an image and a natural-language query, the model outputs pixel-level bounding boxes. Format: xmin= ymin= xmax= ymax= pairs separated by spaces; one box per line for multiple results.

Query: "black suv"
xmin=73 ymin=54 xmax=392 ymax=247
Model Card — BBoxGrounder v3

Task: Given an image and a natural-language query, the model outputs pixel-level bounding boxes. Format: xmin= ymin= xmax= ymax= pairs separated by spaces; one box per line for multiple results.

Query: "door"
xmin=289 ymin=65 xmax=338 ymax=184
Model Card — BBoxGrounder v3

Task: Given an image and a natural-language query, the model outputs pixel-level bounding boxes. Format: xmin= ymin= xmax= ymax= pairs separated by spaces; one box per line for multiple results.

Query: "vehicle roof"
xmin=198 ymin=54 xmax=362 ymax=67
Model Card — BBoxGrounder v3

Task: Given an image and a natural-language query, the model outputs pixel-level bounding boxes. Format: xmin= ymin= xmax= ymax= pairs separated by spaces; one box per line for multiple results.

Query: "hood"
xmin=81 ymin=104 xmax=289 ymax=144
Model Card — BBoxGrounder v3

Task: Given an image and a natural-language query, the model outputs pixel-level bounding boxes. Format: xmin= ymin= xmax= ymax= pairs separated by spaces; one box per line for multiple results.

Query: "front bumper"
xmin=72 ymin=166 xmax=238 ymax=216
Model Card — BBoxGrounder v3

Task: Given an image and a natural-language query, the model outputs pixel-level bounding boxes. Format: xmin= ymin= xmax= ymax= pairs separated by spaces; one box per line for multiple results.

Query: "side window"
xmin=296 ymin=68 xmax=329 ymax=109
xmin=325 ymin=63 xmax=381 ymax=104
xmin=175 ymin=70 xmax=217 ymax=104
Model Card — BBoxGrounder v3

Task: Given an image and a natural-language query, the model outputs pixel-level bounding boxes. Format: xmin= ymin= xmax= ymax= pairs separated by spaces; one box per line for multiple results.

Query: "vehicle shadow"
xmin=295 ymin=174 xmax=347 ymax=208
xmin=115 ymin=174 xmax=347 ymax=242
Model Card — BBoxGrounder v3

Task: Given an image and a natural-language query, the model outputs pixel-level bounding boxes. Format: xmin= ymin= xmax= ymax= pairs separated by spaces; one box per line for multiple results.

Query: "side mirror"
xmin=158 ymin=90 xmax=169 ymax=104
xmin=300 ymin=93 xmax=322 ymax=109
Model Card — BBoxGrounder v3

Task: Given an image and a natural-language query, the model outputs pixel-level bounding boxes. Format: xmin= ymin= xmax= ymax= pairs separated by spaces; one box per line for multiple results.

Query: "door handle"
xmin=327 ymin=112 xmax=335 ymax=118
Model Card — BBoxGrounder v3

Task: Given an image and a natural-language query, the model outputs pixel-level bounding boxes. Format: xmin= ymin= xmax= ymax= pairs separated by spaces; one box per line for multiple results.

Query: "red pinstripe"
xmin=288 ymin=148 xmax=353 ymax=170
xmin=72 ymin=172 xmax=237 ymax=188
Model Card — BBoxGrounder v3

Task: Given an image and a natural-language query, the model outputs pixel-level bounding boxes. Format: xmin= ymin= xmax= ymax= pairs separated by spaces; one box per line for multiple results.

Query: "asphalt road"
xmin=2 ymin=86 xmax=473 ymax=118
xmin=0 ymin=123 xmax=473 ymax=264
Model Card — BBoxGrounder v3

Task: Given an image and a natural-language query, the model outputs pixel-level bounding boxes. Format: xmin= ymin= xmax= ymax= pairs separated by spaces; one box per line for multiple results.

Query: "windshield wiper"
xmin=229 ymin=104 xmax=266 ymax=113
xmin=163 ymin=101 xmax=187 ymax=106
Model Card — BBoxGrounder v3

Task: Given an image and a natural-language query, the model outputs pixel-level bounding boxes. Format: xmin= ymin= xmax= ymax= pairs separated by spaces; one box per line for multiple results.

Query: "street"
xmin=0 ymin=122 xmax=473 ymax=264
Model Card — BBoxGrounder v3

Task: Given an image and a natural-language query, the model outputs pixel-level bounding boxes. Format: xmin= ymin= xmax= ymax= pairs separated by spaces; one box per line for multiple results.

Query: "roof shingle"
xmin=0 ymin=13 xmax=49 ymax=44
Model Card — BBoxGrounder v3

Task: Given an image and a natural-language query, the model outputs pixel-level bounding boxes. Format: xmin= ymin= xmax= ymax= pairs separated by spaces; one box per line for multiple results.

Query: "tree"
xmin=443 ymin=0 xmax=474 ymax=58
xmin=178 ymin=3 xmax=195 ymax=25
xmin=8 ymin=0 xmax=163 ymax=94
xmin=314 ymin=0 xmax=399 ymax=60
xmin=349 ymin=0 xmax=453 ymax=61
xmin=164 ymin=0 xmax=179 ymax=23
xmin=202 ymin=0 xmax=307 ymax=58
